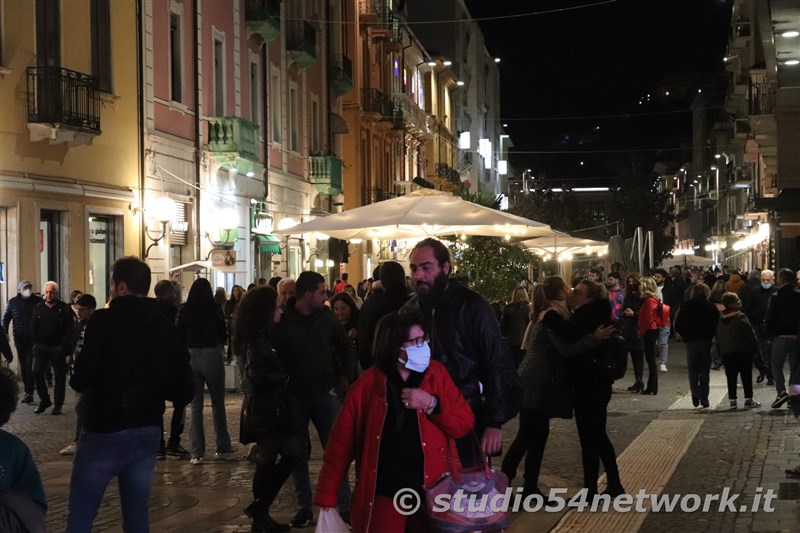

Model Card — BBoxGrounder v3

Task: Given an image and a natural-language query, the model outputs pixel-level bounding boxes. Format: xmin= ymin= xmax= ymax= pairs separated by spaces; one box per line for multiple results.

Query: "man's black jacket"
xmin=402 ymin=281 xmax=522 ymax=429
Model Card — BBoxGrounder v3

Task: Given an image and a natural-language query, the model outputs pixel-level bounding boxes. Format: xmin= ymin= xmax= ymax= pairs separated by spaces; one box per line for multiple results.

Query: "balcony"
xmin=359 ymin=0 xmax=393 ymax=25
xmin=330 ymin=55 xmax=353 ymax=96
xmin=287 ymin=21 xmax=317 ymax=69
xmin=310 ymin=154 xmax=343 ymax=195
xmin=436 ymin=163 xmax=461 ymax=184
xmin=362 ymin=186 xmax=397 ymax=205
xmin=245 ymin=0 xmax=281 ymax=42
xmin=26 ymin=66 xmax=101 ymax=146
xmin=392 ymin=93 xmax=432 ymax=137
xmin=361 ymin=88 xmax=393 ymax=122
xmin=207 ymin=117 xmax=259 ymax=162
xmin=748 ymin=71 xmax=776 ymax=116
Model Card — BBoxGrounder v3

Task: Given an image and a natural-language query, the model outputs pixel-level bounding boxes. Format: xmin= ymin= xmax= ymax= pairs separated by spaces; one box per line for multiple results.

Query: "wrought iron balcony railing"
xmin=361 ymin=88 xmax=393 ymax=119
xmin=287 ymin=21 xmax=317 ymax=69
xmin=362 ymin=186 xmax=397 ymax=205
xmin=207 ymin=117 xmax=260 ymax=161
xmin=245 ymin=0 xmax=281 ymax=42
xmin=330 ymin=54 xmax=353 ymax=96
xmin=26 ymin=66 xmax=101 ymax=134
xmin=748 ymin=76 xmax=776 ymax=116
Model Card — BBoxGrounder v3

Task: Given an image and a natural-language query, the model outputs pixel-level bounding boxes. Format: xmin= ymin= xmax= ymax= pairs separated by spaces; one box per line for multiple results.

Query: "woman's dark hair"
xmin=232 ymin=287 xmax=277 ymax=356
xmin=379 ymin=261 xmax=408 ymax=295
xmin=330 ymin=292 xmax=359 ymax=328
xmin=531 ymin=284 xmax=549 ymax=323
xmin=0 ymin=368 xmax=19 ymax=427
xmin=624 ymin=272 xmax=641 ymax=300
xmin=690 ymin=283 xmax=711 ymax=300
xmin=181 ymin=278 xmax=216 ymax=333
xmin=542 ymin=276 xmax=567 ymax=302
xmin=373 ymin=312 xmax=426 ymax=373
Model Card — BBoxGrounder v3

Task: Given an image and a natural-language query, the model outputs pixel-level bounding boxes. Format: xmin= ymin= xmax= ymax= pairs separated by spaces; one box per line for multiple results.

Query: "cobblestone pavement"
xmin=6 ymin=339 xmax=800 ymax=532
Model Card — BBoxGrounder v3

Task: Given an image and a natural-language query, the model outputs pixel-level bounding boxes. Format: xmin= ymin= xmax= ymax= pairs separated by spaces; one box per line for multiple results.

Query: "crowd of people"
xmin=2 ymin=253 xmax=800 ymax=532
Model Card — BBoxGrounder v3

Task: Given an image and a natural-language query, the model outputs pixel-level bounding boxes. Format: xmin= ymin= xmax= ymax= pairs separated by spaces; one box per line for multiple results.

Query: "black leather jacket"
xmin=765 ymin=284 xmax=800 ymax=338
xmin=401 ymin=281 xmax=522 ymax=428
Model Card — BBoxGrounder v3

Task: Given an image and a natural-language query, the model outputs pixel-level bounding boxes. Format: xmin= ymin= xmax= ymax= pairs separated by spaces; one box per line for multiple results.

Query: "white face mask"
xmin=21 ymin=288 xmax=32 ymax=299
xmin=399 ymin=342 xmax=431 ymax=373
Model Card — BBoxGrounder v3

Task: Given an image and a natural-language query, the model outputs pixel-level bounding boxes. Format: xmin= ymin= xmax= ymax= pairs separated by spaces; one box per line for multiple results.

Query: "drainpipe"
xmin=193 ymin=0 xmax=202 ymax=261
xmin=136 ymin=0 xmax=146 ymax=259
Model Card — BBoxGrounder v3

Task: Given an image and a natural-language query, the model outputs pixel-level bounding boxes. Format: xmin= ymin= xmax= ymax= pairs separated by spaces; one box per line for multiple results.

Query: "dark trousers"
xmin=33 ymin=343 xmax=66 ymax=406
xmin=685 ymin=340 xmax=712 ymax=405
xmin=15 ymin=339 xmax=35 ymax=396
xmin=160 ymin=403 xmax=187 ymax=448
xmin=642 ymin=330 xmax=659 ymax=392
xmin=630 ymin=349 xmax=644 ymax=381
xmin=501 ymin=407 xmax=549 ymax=492
xmin=573 ymin=385 xmax=621 ymax=493
xmin=723 ymin=351 xmax=754 ymax=399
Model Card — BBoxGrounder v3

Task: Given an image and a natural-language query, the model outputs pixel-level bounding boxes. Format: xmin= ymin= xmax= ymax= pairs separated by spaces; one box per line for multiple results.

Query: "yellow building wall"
xmin=0 ymin=0 xmax=141 ymax=295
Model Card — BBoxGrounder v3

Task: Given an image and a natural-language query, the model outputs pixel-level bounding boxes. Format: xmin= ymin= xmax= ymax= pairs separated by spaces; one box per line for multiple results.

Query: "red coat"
xmin=637 ymin=296 xmax=670 ymax=338
xmin=313 ymin=360 xmax=474 ymax=533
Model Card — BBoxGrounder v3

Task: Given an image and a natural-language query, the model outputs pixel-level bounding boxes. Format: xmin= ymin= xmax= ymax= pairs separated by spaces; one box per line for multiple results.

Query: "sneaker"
xmin=772 ymin=391 xmax=789 ymax=409
xmin=659 ymin=363 xmax=668 ymax=372
xmin=729 ymin=399 xmax=737 ymax=410
xmin=745 ymin=399 xmax=761 ymax=408
xmin=190 ymin=457 xmax=203 ymax=465
xmin=214 ymin=451 xmax=236 ymax=461
xmin=290 ymin=508 xmax=314 ymax=528
xmin=166 ymin=445 xmax=191 ymax=457
xmin=59 ymin=442 xmax=77 ymax=455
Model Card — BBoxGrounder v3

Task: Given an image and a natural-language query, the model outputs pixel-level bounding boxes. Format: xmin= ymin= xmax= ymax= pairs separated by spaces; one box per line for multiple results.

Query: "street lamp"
xmin=144 ymin=196 xmax=176 ymax=258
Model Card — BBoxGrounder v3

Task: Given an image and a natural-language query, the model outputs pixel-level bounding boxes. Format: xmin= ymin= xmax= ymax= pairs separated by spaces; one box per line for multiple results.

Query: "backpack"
xmin=602 ymin=333 xmax=628 ymax=381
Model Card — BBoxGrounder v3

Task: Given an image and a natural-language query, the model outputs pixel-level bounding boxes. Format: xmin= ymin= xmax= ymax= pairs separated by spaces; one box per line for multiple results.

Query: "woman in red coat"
xmin=314 ymin=312 xmax=474 ymax=533
xmin=637 ymin=277 xmax=670 ymax=396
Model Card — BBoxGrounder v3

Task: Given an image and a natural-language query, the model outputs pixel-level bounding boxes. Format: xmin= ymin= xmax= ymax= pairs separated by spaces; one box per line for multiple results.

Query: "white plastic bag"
xmin=315 ymin=507 xmax=350 ymax=533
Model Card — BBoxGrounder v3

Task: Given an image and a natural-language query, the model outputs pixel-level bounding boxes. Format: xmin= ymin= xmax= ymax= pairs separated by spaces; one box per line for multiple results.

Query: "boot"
xmin=245 ymin=456 xmax=300 ymax=532
xmin=626 ymin=379 xmax=643 ymax=393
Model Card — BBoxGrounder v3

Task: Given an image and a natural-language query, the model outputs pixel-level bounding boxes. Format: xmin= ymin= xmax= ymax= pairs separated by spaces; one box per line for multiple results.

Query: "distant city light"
xmin=781 ymin=30 xmax=799 ymax=38
xmin=785 ymin=59 xmax=800 ymax=66
xmin=456 ymin=80 xmax=465 ymax=86
xmin=494 ymin=58 xmax=501 ymax=63
xmin=443 ymin=60 xmax=452 ymax=66
xmin=427 ymin=61 xmax=437 ymax=67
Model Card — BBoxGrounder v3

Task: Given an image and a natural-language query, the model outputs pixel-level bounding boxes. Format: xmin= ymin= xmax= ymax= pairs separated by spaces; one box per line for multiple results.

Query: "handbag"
xmin=242 ymin=388 xmax=291 ymax=438
xmin=425 ymin=440 xmax=511 ymax=533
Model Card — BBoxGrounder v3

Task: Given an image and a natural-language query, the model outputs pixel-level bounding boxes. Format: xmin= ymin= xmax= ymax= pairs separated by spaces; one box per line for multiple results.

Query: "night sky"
xmin=463 ymin=0 xmax=733 ymax=180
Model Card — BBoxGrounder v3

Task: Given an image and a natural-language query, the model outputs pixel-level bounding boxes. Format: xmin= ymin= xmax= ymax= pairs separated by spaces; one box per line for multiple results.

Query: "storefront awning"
xmin=255 ymin=234 xmax=281 ymax=254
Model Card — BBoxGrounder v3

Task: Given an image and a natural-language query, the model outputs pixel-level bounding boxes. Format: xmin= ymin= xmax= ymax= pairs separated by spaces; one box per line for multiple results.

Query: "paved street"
xmin=6 ymin=339 xmax=800 ymax=532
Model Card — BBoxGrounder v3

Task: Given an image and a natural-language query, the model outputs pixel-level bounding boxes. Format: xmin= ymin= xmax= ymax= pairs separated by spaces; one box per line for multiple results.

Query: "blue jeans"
xmin=685 ymin=340 xmax=712 ymax=406
xmin=771 ymin=336 xmax=799 ymax=395
xmin=189 ymin=346 xmax=232 ymax=458
xmin=66 ymin=425 xmax=161 ymax=532
xmin=656 ymin=325 xmax=670 ymax=365
xmin=288 ymin=390 xmax=351 ymax=512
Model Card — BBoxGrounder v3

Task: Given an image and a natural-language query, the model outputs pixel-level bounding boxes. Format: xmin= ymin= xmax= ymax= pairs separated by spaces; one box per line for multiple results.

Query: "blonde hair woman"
xmin=636 ymin=277 xmax=669 ymax=395
xmin=502 ymin=286 xmax=531 ymax=367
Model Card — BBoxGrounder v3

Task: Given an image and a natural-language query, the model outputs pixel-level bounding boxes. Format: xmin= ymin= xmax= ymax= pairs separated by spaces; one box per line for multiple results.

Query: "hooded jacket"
xmin=70 ymin=296 xmax=194 ymax=433
xmin=674 ymin=298 xmax=719 ymax=342
xmin=270 ymin=298 xmax=356 ymax=395
xmin=401 ymin=281 xmax=522 ymax=429
xmin=725 ymin=273 xmax=746 ymax=295
xmin=716 ymin=309 xmax=759 ymax=356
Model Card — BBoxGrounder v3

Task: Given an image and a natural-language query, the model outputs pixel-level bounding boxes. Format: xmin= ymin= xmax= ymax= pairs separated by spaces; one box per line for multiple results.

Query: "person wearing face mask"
xmin=314 ymin=312 xmax=474 ymax=533
xmin=2 ymin=281 xmax=43 ymax=403
xmin=742 ymin=270 xmax=776 ymax=385
xmin=621 ymin=273 xmax=645 ymax=393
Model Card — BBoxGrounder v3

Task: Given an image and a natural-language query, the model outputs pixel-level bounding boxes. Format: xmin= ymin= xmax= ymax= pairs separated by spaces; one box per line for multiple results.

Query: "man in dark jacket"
xmin=2 ymin=280 xmax=43 ymax=403
xmin=765 ymin=268 xmax=800 ymax=409
xmin=30 ymin=281 xmax=74 ymax=415
xmin=403 ymin=238 xmax=522 ymax=466
xmin=270 ymin=271 xmax=355 ymax=527
xmin=66 ymin=256 xmax=193 ymax=531
xmin=356 ymin=261 xmax=409 ymax=370
xmin=743 ymin=270 xmax=777 ymax=384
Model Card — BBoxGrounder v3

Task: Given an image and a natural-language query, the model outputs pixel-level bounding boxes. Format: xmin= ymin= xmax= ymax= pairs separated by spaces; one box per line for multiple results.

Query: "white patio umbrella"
xmin=660 ymin=255 xmax=715 ymax=268
xmin=272 ymin=189 xmax=556 ymax=241
xmin=523 ymin=232 xmax=608 ymax=258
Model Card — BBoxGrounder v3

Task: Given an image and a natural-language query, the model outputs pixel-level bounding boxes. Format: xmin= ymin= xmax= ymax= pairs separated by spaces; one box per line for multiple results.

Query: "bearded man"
xmin=402 ymin=238 xmax=521 ymax=466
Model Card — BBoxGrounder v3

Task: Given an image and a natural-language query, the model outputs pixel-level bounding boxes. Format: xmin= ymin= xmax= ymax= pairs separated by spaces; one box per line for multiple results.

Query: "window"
xmin=311 ymin=96 xmax=320 ymax=153
xmin=271 ymin=67 xmax=281 ymax=143
xmin=289 ymin=83 xmax=298 ymax=152
xmin=249 ymin=58 xmax=260 ymax=126
xmin=88 ymin=216 xmax=119 ymax=303
xmin=40 ymin=210 xmax=63 ymax=287
xmin=91 ymin=0 xmax=111 ymax=93
xmin=35 ymin=0 xmax=60 ymax=67
xmin=169 ymin=12 xmax=182 ymax=102
xmin=213 ymin=37 xmax=225 ymax=116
